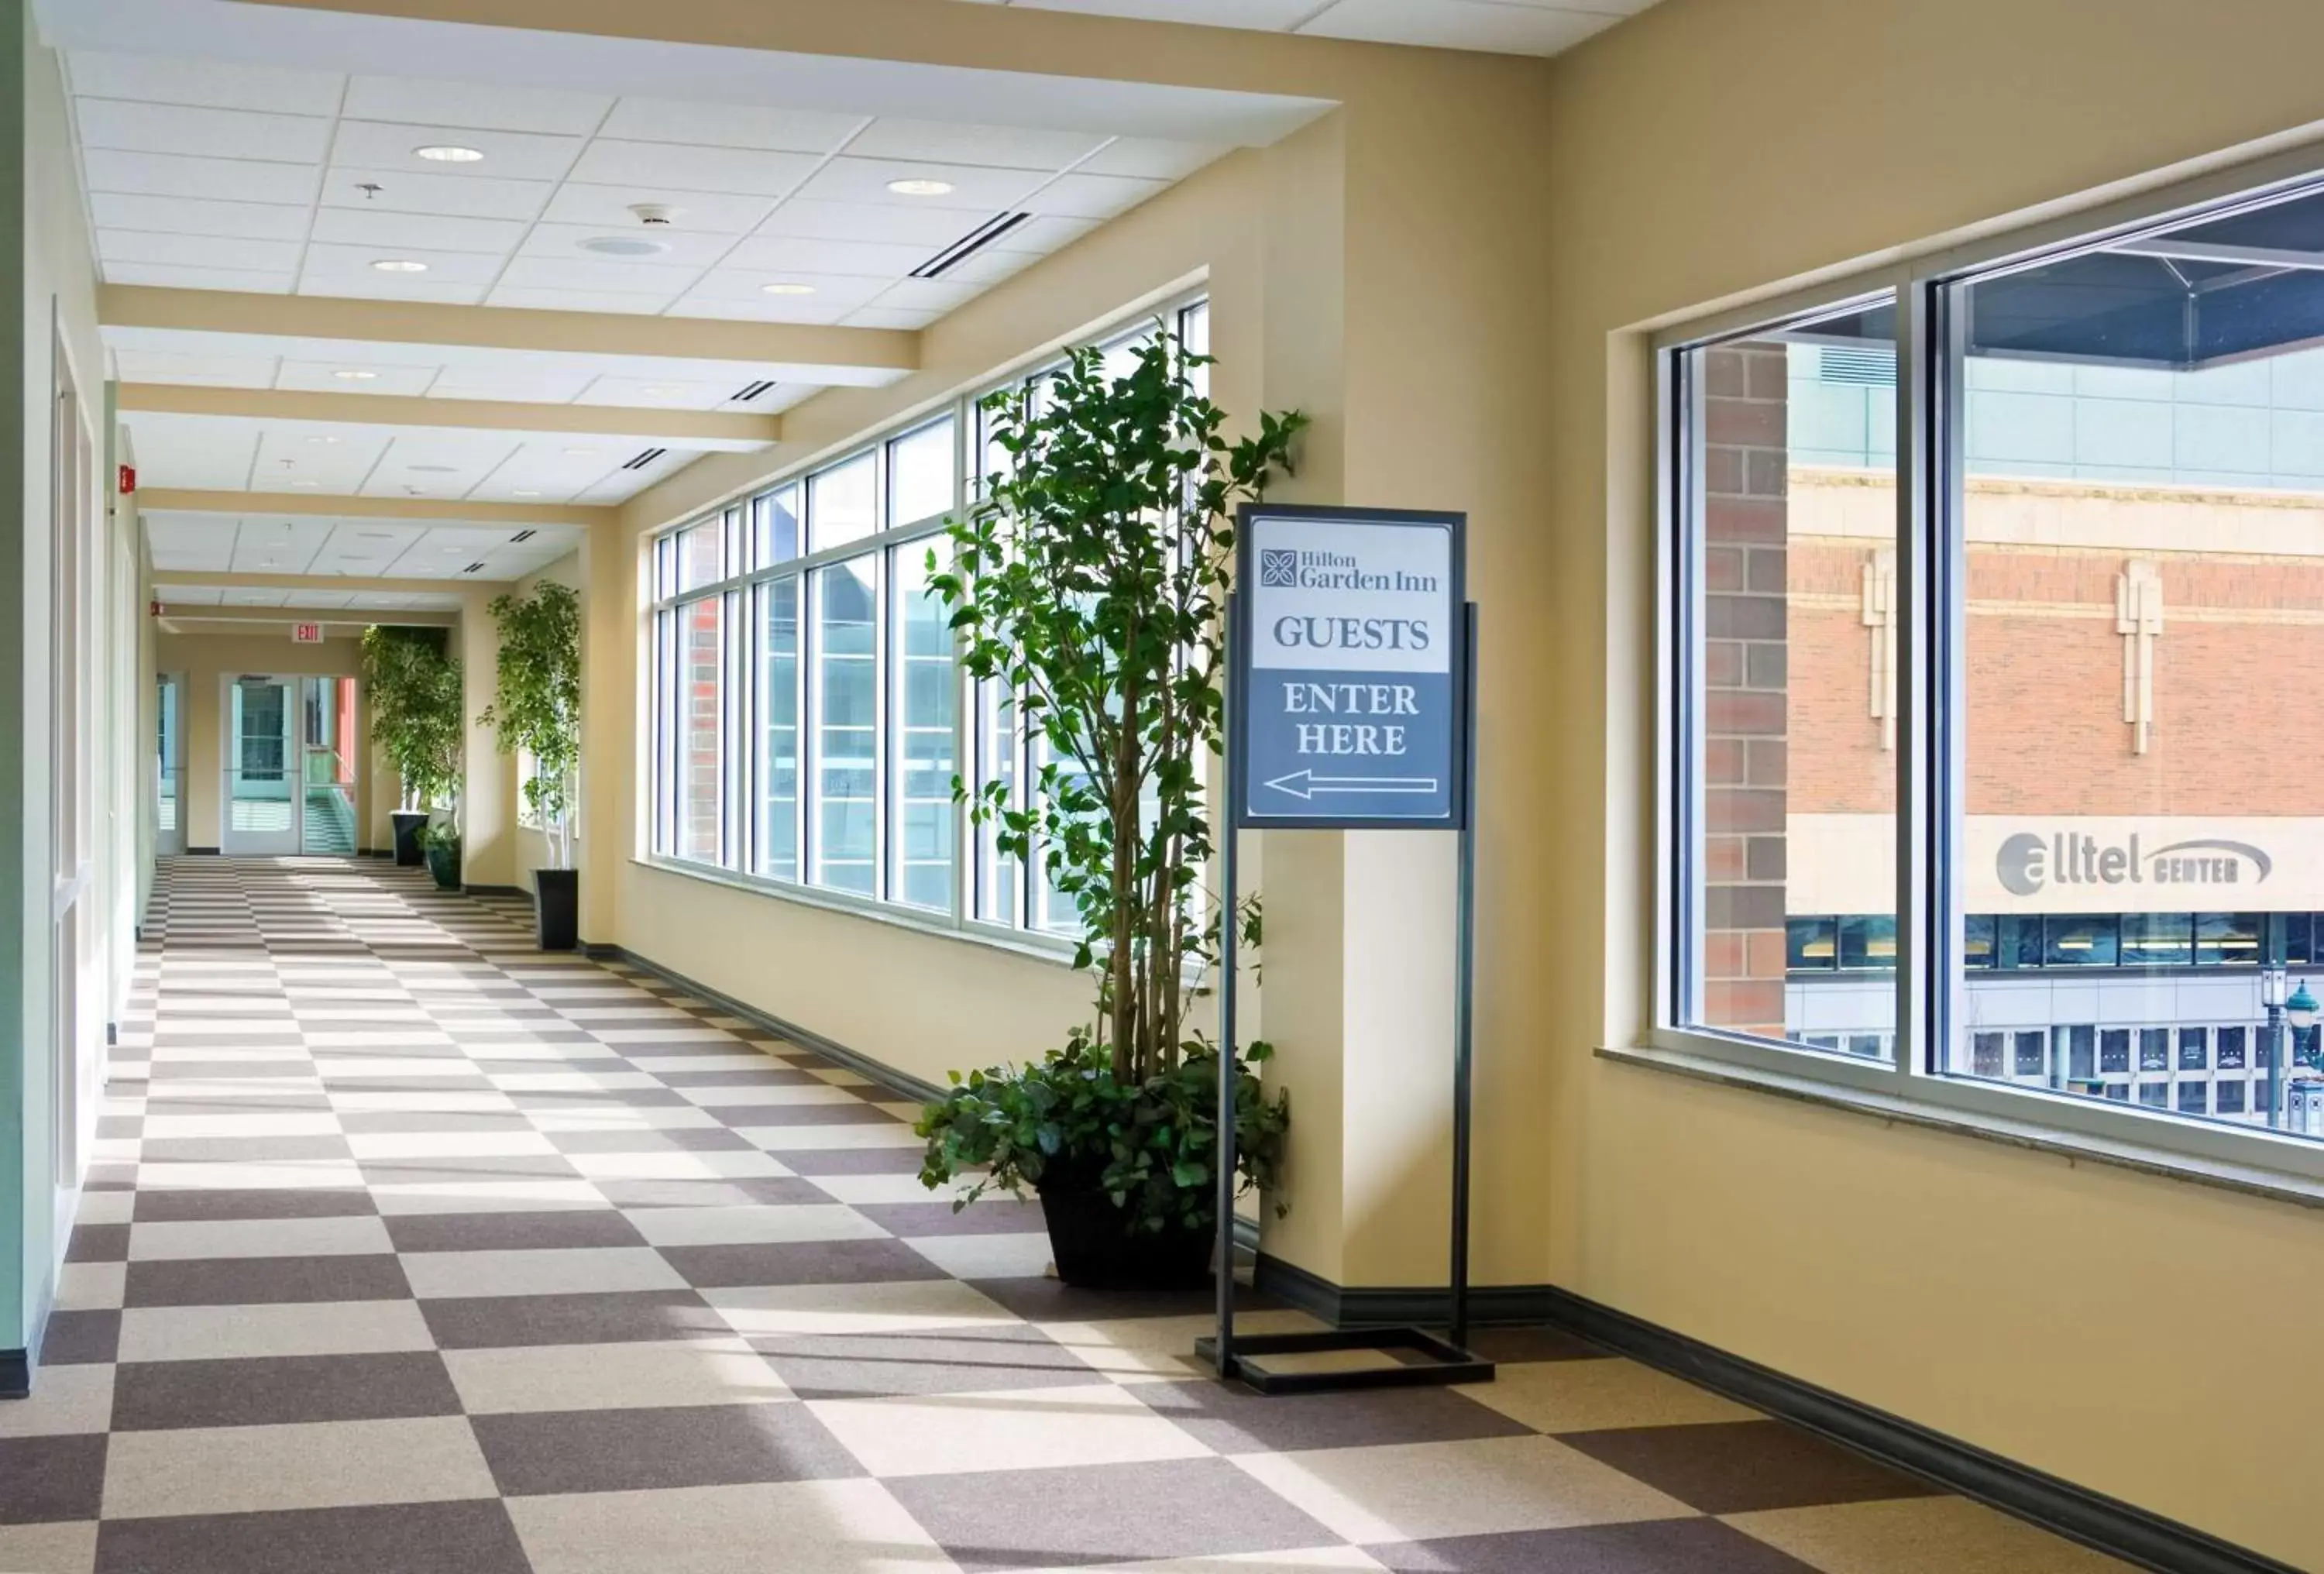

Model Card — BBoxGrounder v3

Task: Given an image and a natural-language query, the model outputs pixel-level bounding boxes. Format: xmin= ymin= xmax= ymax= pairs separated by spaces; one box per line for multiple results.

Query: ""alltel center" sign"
xmin=1996 ymin=831 xmax=2273 ymax=897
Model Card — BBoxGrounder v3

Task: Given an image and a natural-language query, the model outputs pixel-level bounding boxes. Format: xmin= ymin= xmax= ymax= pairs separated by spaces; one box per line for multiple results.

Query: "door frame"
xmin=221 ymin=673 xmax=301 ymax=856
xmin=156 ymin=669 xmax=185 ymax=857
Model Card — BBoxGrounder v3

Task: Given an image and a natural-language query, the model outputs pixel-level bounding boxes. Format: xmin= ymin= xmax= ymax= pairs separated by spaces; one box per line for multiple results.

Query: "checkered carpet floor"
xmin=0 ymin=857 xmax=2129 ymax=1572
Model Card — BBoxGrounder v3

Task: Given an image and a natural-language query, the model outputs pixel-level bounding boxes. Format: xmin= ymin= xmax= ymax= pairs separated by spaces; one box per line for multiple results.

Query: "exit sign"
xmin=291 ymin=622 xmax=325 ymax=644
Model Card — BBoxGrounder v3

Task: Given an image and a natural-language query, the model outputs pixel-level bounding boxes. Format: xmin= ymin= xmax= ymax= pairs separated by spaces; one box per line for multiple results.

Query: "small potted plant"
xmin=420 ymin=818 xmax=462 ymax=890
xmin=480 ymin=582 xmax=582 ymax=949
xmin=359 ymin=625 xmax=462 ymax=867
xmin=916 ymin=325 xmax=1304 ymax=1288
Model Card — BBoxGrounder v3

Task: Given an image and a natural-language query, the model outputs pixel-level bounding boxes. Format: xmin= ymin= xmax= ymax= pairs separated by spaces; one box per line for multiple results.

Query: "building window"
xmin=642 ymin=295 xmax=1212 ymax=944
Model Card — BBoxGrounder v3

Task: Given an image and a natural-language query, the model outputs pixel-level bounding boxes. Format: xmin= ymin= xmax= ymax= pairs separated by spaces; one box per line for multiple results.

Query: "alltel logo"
xmin=1996 ymin=831 xmax=2273 ymax=898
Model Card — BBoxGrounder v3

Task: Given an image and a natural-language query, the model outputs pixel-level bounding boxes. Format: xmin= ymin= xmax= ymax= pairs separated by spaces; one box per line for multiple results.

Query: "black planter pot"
xmin=1035 ymin=1166 xmax=1213 ymax=1290
xmin=534 ymin=868 xmax=579 ymax=951
xmin=390 ymin=812 xmax=429 ymax=867
xmin=424 ymin=841 xmax=462 ymax=891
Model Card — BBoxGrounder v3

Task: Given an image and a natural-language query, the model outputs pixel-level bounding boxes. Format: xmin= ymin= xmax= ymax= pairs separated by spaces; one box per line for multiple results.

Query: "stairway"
xmin=302 ymin=787 xmax=357 ymax=854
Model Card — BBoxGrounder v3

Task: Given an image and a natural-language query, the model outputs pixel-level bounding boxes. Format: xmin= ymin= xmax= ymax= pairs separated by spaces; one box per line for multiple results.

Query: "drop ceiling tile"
xmin=276 ymin=360 xmax=442 ymax=397
xmin=934 ymin=244 xmax=1040 ymax=287
xmin=330 ymin=121 xmax=586 ymax=182
xmin=77 ymin=99 xmax=332 ymax=163
xmin=67 ymin=50 xmax=348 ymax=116
xmin=101 ymin=261 xmax=294 ymax=294
xmin=155 ymin=584 xmax=225 ymax=605
xmin=294 ymin=275 xmax=492 ymax=307
xmin=122 ymin=416 xmax=260 ymax=490
xmin=251 ymin=429 xmax=397 ymax=487
xmin=84 ymin=149 xmax=322 ymax=206
xmin=1021 ymin=170 xmax=1167 ymax=219
xmin=519 ymin=222 xmax=741 ymax=269
xmin=726 ymin=383 xmax=816 ymax=414
xmin=565 ymin=141 xmax=823 ymax=198
xmin=321 ymin=167 xmax=555 ymax=221
xmin=720 ymin=235 xmax=930 ymax=277
xmin=1295 ymin=0 xmax=1619 ymax=53
xmin=222 ymin=588 xmax=293 ymax=607
xmin=425 ymin=365 xmax=599 ymax=404
xmin=114 ymin=349 xmax=281 ymax=388
xmin=540 ymin=183 xmax=775 ymax=233
xmin=481 ymin=284 xmax=681 ymax=315
xmin=1002 ymin=213 xmax=1104 ymax=252
xmin=677 ymin=268 xmax=892 ymax=309
xmin=848 ymin=118 xmax=1106 ymax=170
xmin=90 ymin=193 xmax=311 ymax=242
xmin=1010 ymin=0 xmax=1324 ymax=21
xmin=574 ymin=376 xmax=747 ymax=412
xmin=299 ymin=242 xmax=511 ymax=286
xmin=308 ymin=207 xmax=530 ymax=253
xmin=98 ymin=230 xmax=304 ymax=273
xmin=341 ymin=76 xmax=614 ymax=136
xmin=232 ymin=518 xmax=335 ymax=574
xmin=498 ymin=254 xmax=706 ymax=295
xmin=754 ymin=199 xmax=983 ymax=247
xmin=1075 ymin=137 xmax=1232 ymax=180
xmin=840 ymin=305 xmax=944 ymax=331
xmin=598 ymin=98 xmax=867 ymax=155
xmin=790 ymin=156 xmax=1043 ymax=211
xmin=857 ymin=275 xmax=985 ymax=313
xmin=664 ymin=293 xmax=859 ymax=327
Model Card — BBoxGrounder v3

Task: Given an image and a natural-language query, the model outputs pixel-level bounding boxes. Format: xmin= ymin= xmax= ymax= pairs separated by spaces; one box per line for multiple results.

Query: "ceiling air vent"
xmin=462 ymin=562 xmax=487 ymax=575
xmin=621 ymin=447 xmax=668 ymax=471
xmin=913 ymin=211 xmax=1033 ymax=280
xmin=732 ymin=380 xmax=778 ymax=403
xmin=1818 ymin=345 xmax=1895 ymax=387
xmin=510 ymin=529 xmax=537 ymax=543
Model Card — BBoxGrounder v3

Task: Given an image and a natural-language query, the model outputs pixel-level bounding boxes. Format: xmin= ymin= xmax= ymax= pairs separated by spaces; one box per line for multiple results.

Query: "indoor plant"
xmin=480 ymin=582 xmax=583 ymax=948
xmin=419 ymin=818 xmax=462 ymax=890
xmin=916 ymin=325 xmax=1304 ymax=1288
xmin=359 ymin=625 xmax=462 ymax=868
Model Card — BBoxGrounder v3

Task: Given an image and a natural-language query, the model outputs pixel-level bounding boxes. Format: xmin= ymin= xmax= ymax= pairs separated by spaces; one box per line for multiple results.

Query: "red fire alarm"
xmin=118 ymin=464 xmax=136 ymax=495
xmin=149 ymin=600 xmax=163 ymax=618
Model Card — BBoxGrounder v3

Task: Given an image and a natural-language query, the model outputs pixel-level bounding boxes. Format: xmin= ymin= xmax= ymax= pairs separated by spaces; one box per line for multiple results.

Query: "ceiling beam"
xmin=154 ymin=569 xmax=488 ymax=596
xmin=118 ymin=383 xmax=782 ymax=446
xmin=101 ymin=286 xmax=920 ymax=381
xmin=156 ymin=606 xmax=458 ymax=629
xmin=136 ymin=487 xmax=612 ymax=527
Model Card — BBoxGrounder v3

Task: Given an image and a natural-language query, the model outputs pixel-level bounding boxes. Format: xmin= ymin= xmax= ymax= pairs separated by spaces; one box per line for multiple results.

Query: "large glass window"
xmin=1666 ymin=174 xmax=2324 ymax=1163
xmin=643 ymin=294 xmax=1212 ymax=945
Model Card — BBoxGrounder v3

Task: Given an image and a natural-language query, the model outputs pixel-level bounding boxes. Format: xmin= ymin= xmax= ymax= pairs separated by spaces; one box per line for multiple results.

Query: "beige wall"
xmin=154 ymin=631 xmax=372 ymax=852
xmin=1548 ymin=1 xmax=2324 ymax=1564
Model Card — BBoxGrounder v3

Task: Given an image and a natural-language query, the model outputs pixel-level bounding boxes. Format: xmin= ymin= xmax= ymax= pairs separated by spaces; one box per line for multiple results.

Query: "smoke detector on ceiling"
xmin=628 ymin=203 xmax=680 ymax=226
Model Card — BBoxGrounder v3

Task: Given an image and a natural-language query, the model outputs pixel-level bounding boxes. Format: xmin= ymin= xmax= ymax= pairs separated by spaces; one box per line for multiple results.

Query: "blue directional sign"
xmin=1232 ymin=505 xmax=1466 ymax=830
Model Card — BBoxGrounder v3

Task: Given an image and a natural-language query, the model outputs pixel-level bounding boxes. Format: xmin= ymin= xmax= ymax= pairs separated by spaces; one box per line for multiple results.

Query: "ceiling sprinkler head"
xmin=628 ymin=203 xmax=679 ymax=226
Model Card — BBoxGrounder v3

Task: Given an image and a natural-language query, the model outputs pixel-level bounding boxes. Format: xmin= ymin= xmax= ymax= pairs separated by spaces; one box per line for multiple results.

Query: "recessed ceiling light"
xmin=305 ymin=436 xmax=339 ymax=445
xmin=761 ymin=282 xmax=816 ymax=297
xmin=370 ymin=259 xmax=428 ymax=273
xmin=579 ymin=235 xmax=669 ymax=258
xmin=513 ymin=490 xmax=541 ymax=497
xmin=414 ymin=144 xmax=484 ymax=163
xmin=290 ymin=480 xmax=321 ymax=489
xmin=332 ymin=369 xmax=377 ymax=381
xmin=886 ymin=177 xmax=954 ymax=197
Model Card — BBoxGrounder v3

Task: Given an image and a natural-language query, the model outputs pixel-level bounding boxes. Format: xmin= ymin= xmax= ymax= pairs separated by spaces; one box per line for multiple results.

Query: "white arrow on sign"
xmin=1263 ymin=770 xmax=1440 ymax=800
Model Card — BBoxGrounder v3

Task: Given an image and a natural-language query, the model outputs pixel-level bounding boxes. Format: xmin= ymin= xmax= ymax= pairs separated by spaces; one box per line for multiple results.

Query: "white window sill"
xmin=1599 ymin=1042 xmax=2324 ymax=1212
xmin=631 ymin=854 xmax=1082 ymax=971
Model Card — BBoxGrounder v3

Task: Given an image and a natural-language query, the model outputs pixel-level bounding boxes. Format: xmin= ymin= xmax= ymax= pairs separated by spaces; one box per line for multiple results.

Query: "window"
xmin=644 ymin=294 xmax=1212 ymax=945
xmin=1662 ymin=171 xmax=2324 ymax=1174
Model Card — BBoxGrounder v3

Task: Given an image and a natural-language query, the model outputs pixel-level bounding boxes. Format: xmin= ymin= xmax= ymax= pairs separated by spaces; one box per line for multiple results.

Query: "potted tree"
xmin=480 ymin=582 xmax=582 ymax=948
xmin=359 ymin=626 xmax=462 ymax=871
xmin=916 ymin=325 xmax=1304 ymax=1289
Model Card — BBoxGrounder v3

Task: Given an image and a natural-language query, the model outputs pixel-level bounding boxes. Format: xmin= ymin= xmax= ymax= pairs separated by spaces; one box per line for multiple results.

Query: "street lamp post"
xmin=2285 ymin=981 xmax=2319 ymax=1132
xmin=2260 ymin=968 xmax=2287 ymax=1129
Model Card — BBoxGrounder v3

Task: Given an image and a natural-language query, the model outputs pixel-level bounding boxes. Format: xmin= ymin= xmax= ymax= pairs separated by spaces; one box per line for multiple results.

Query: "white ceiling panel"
xmin=307 ymin=207 xmax=530 ymax=254
xmin=681 ymin=268 xmax=892 ymax=308
xmin=222 ymin=588 xmax=294 ymax=607
xmin=498 ymin=254 xmax=705 ymax=296
xmin=320 ymin=167 xmax=554 ymax=222
xmin=274 ymin=360 xmax=439 ymax=397
xmin=937 ymin=244 xmax=1040 ymax=287
xmin=300 ymin=242 xmax=510 ymax=287
xmin=665 ymin=293 xmax=861 ymax=328
xmin=858 ymin=276 xmax=985 ymax=314
xmin=91 ymin=194 xmax=311 ymax=242
xmin=425 ymin=364 xmax=600 ymax=404
xmin=574 ymin=376 xmax=751 ymax=412
xmin=753 ymin=199 xmax=986 ymax=248
xmin=98 ymin=229 xmax=304 ymax=273
xmin=296 ymin=274 xmax=490 ymax=306
xmin=791 ymin=157 xmax=1043 ymax=212
xmin=1022 ymin=170 xmax=1167 ymax=219
xmin=340 ymin=76 xmax=613 ymax=136
xmin=102 ymin=261 xmax=294 ymax=294
xmin=153 ymin=584 xmax=225 ymax=605
xmin=250 ymin=429 xmax=397 ymax=489
xmin=480 ymin=284 xmax=683 ymax=316
xmin=1077 ymin=137 xmax=1231 ymax=180
xmin=841 ymin=304 xmax=944 ymax=331
xmin=563 ymin=141 xmax=823 ymax=199
xmin=1005 ymin=0 xmax=1325 ymax=22
xmin=127 ymin=415 xmax=261 ymax=490
xmin=83 ymin=148 xmax=322 ymax=205
xmin=597 ymin=98 xmax=867 ymax=156
xmin=78 ymin=98 xmax=333 ymax=163
xmin=848 ymin=119 xmax=1106 ymax=170
xmin=363 ymin=435 xmax=528 ymax=500
xmin=519 ymin=222 xmax=741 ymax=269
xmin=328 ymin=121 xmax=586 ymax=183
xmin=1297 ymin=0 xmax=1623 ymax=52
xmin=232 ymin=517 xmax=336 ymax=574
xmin=720 ymin=235 xmax=930 ymax=277
xmin=114 ymin=348 xmax=280 ymax=387
xmin=67 ymin=50 xmax=346 ymax=116
xmin=540 ymin=183 xmax=775 ymax=234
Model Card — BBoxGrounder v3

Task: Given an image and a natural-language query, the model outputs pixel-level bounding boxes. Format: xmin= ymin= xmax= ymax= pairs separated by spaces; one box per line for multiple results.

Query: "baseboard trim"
xmin=187 ymin=846 xmax=219 ymax=856
xmin=590 ymin=944 xmax=945 ymax=1108
xmin=0 ymin=1348 xmax=26 ymax=1400
xmin=1250 ymin=1259 xmax=2289 ymax=1574
xmin=461 ymin=884 xmax=527 ymax=899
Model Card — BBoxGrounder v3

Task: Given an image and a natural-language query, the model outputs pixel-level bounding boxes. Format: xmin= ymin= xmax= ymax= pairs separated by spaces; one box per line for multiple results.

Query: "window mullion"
xmin=1895 ymin=277 xmax=1932 ymax=1083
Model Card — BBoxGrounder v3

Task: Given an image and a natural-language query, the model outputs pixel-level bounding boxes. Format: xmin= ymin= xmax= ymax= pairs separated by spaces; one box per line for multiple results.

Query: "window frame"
xmin=639 ymin=288 xmax=1212 ymax=960
xmin=1647 ymin=149 xmax=2324 ymax=1189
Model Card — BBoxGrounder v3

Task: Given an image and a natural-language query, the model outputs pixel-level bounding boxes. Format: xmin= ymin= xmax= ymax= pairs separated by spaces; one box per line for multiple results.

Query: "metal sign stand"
xmin=1196 ymin=565 xmax=1493 ymax=1395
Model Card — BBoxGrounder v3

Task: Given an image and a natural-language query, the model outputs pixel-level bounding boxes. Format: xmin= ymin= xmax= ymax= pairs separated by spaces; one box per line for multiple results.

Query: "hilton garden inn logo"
xmin=1260 ymin=548 xmax=1300 ymax=588
xmin=1995 ymin=830 xmax=2274 ymax=898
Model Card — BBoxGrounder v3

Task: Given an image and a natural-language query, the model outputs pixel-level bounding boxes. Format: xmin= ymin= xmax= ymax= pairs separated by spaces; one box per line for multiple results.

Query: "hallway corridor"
xmin=0 ymin=860 xmax=2123 ymax=1574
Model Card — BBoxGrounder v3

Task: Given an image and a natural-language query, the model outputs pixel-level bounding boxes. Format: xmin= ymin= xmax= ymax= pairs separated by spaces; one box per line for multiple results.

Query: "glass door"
xmin=156 ymin=673 xmax=183 ymax=856
xmin=222 ymin=676 xmax=298 ymax=855
xmin=301 ymin=675 xmax=359 ymax=855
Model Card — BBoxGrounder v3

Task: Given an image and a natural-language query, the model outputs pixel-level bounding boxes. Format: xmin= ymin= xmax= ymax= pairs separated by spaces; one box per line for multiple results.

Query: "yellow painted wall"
xmin=1548 ymin=1 xmax=2324 ymax=1563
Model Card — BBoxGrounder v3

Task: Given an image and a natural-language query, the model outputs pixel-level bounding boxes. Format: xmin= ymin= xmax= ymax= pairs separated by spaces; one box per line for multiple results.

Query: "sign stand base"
xmin=1195 ymin=1328 xmax=1494 ymax=1395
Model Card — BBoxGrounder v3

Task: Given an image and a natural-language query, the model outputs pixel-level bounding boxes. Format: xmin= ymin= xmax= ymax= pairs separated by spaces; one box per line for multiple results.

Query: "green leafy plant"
xmin=418 ymin=820 xmax=462 ymax=851
xmin=479 ymin=582 xmax=582 ymax=870
xmin=916 ymin=322 xmax=1304 ymax=1239
xmin=359 ymin=625 xmax=463 ymax=823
